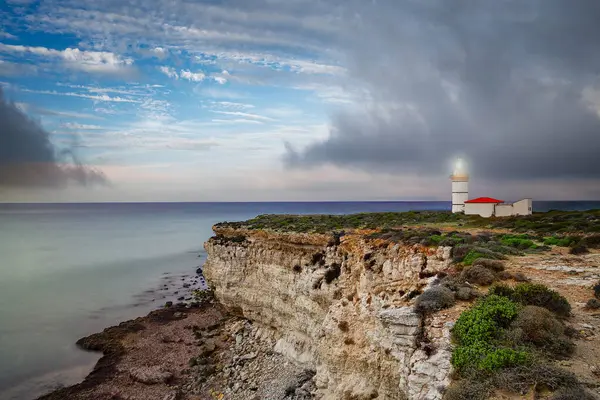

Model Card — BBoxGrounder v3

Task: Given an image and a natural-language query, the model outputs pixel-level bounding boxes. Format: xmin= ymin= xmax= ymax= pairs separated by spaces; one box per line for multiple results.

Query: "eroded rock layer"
xmin=203 ymin=229 xmax=455 ymax=400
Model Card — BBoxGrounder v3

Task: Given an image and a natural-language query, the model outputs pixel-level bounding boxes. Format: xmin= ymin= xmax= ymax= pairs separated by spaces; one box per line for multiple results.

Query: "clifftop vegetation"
xmin=214 ymin=211 xmax=600 ymax=264
xmin=215 ymin=209 xmax=600 ymax=236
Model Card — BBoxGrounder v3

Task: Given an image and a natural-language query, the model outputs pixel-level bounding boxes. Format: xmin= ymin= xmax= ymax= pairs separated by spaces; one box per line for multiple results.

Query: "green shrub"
xmin=452 ymin=342 xmax=530 ymax=374
xmin=489 ymin=283 xmax=570 ymax=316
xmin=461 ymin=266 xmax=496 ymax=286
xmin=512 ymin=283 xmax=571 ymax=317
xmin=452 ymin=245 xmax=474 ymax=262
xmin=443 ymin=379 xmax=491 ymax=400
xmin=460 ymin=247 xmax=506 ymax=265
xmin=593 ymin=281 xmax=600 ymax=299
xmin=543 ymin=236 xmax=578 ymax=247
xmin=428 ymin=234 xmax=444 ymax=244
xmin=414 ymin=286 xmax=455 ymax=314
xmin=472 ymin=258 xmax=505 ymax=272
xmin=462 ymin=250 xmax=484 ymax=265
xmin=500 ymin=234 xmax=537 ymax=249
xmin=508 ymin=306 xmax=574 ymax=358
xmin=488 ymin=284 xmax=515 ymax=298
xmin=453 ymin=295 xmax=520 ymax=346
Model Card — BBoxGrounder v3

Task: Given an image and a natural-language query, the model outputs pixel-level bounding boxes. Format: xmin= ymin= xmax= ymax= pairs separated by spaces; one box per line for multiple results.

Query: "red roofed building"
xmin=450 ymin=159 xmax=532 ymax=217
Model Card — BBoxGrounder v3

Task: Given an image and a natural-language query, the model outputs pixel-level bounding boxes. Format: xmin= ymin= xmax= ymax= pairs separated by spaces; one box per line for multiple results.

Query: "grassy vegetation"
xmin=445 ymin=282 xmax=584 ymax=399
xmin=215 ymin=209 xmax=600 ymax=235
xmin=488 ymin=283 xmax=571 ymax=317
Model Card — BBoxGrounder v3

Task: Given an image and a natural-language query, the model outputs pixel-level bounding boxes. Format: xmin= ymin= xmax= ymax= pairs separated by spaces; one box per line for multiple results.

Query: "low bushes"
xmin=500 ymin=234 xmax=537 ymax=250
xmin=569 ymin=245 xmax=589 ymax=255
xmin=492 ymin=364 xmax=579 ymax=395
xmin=472 ymin=258 xmax=505 ymax=272
xmin=586 ymin=298 xmax=600 ymax=309
xmin=448 ymin=282 xmax=578 ymax=399
xmin=460 ymin=266 xmax=496 ymax=286
xmin=489 ymin=283 xmax=571 ymax=317
xmin=414 ymin=286 xmax=455 ymax=314
xmin=444 ymin=379 xmax=490 ymax=400
xmin=549 ymin=386 xmax=598 ymax=400
xmin=451 ymin=295 xmax=527 ymax=374
xmin=580 ymin=234 xmax=600 ymax=249
xmin=543 ymin=236 xmax=579 ymax=247
xmin=593 ymin=280 xmax=600 ymax=299
xmin=507 ymin=306 xmax=574 ymax=358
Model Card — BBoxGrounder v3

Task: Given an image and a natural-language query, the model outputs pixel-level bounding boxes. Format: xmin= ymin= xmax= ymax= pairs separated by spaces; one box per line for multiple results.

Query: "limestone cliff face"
xmin=203 ymin=229 xmax=455 ymax=400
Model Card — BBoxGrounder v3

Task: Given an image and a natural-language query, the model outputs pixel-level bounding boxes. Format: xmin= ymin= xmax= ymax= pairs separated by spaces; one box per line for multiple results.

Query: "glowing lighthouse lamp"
xmin=450 ymin=158 xmax=469 ymax=213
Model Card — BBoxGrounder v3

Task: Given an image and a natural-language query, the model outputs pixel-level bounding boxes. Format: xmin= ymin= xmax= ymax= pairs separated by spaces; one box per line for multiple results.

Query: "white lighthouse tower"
xmin=451 ymin=158 xmax=469 ymax=213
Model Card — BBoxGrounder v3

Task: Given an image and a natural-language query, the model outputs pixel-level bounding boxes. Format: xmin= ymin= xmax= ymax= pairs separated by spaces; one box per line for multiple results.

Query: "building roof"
xmin=465 ymin=197 xmax=504 ymax=204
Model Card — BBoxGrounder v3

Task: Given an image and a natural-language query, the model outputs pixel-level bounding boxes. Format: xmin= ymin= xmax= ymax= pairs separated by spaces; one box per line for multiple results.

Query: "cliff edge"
xmin=204 ymin=211 xmax=600 ymax=400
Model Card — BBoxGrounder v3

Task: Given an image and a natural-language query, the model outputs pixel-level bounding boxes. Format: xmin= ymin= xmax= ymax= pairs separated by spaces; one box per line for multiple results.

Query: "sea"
xmin=0 ymin=201 xmax=599 ymax=400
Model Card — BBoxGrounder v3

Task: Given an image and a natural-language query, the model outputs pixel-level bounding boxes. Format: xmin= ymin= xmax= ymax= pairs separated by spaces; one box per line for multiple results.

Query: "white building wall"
xmin=494 ymin=204 xmax=514 ymax=217
xmin=512 ymin=199 xmax=533 ymax=215
xmin=464 ymin=203 xmax=496 ymax=217
xmin=452 ymin=180 xmax=469 ymax=213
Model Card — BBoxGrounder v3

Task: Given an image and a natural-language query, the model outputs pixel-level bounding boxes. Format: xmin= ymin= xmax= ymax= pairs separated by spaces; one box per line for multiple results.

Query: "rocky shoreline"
xmin=36 ymin=293 xmax=318 ymax=400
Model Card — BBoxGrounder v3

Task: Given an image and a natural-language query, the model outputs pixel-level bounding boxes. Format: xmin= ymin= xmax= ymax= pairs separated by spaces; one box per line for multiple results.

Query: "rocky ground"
xmin=37 ymin=297 xmax=318 ymax=400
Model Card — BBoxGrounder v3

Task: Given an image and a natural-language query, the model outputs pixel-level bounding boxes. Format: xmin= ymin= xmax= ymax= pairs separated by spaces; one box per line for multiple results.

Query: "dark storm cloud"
xmin=285 ymin=0 xmax=600 ymax=180
xmin=0 ymin=88 xmax=106 ymax=187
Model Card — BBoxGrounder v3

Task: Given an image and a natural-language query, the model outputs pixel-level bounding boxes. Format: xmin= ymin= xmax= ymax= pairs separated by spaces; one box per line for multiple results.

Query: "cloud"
xmin=21 ymin=89 xmax=141 ymax=103
xmin=211 ymin=118 xmax=262 ymax=125
xmin=0 ymin=43 xmax=133 ymax=74
xmin=60 ymin=122 xmax=105 ymax=130
xmin=211 ymin=110 xmax=275 ymax=122
xmin=180 ymin=69 xmax=205 ymax=82
xmin=285 ymin=0 xmax=600 ymax=183
xmin=25 ymin=105 xmax=103 ymax=120
xmin=208 ymin=101 xmax=255 ymax=110
xmin=0 ymin=59 xmax=33 ymax=77
xmin=159 ymin=66 xmax=178 ymax=79
xmin=0 ymin=88 xmax=106 ymax=188
xmin=0 ymin=31 xmax=17 ymax=40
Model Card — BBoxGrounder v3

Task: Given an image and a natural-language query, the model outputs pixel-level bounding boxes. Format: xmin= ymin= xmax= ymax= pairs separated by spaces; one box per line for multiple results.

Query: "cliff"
xmin=204 ymin=228 xmax=459 ymax=400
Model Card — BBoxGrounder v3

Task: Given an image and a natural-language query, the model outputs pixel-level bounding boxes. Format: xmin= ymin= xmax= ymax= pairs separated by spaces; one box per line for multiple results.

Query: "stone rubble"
xmin=177 ymin=318 xmax=318 ymax=400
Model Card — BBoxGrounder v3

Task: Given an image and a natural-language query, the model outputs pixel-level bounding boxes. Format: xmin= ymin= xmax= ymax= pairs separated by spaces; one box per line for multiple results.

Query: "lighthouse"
xmin=451 ymin=158 xmax=469 ymax=213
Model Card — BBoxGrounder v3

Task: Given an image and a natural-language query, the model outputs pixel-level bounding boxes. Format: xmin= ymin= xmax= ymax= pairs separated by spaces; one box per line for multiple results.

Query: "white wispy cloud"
xmin=34 ymin=107 xmax=104 ymax=120
xmin=211 ymin=110 xmax=275 ymax=122
xmin=180 ymin=69 xmax=205 ymax=82
xmin=60 ymin=122 xmax=105 ymax=130
xmin=208 ymin=101 xmax=255 ymax=110
xmin=21 ymin=88 xmax=142 ymax=103
xmin=211 ymin=118 xmax=263 ymax=125
xmin=158 ymin=65 xmax=178 ymax=79
xmin=0 ymin=31 xmax=17 ymax=40
xmin=0 ymin=43 xmax=133 ymax=74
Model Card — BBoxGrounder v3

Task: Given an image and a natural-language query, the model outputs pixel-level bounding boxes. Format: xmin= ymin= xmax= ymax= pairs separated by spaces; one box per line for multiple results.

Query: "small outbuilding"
xmin=464 ymin=197 xmax=532 ymax=218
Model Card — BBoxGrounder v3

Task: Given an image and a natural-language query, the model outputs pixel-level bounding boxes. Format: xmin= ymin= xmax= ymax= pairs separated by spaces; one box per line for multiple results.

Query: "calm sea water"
xmin=0 ymin=201 xmax=598 ymax=399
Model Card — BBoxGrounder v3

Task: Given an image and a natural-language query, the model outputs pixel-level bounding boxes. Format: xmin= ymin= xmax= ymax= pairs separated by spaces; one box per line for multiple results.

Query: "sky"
xmin=1 ymin=0 xmax=600 ymax=202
